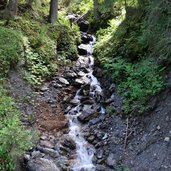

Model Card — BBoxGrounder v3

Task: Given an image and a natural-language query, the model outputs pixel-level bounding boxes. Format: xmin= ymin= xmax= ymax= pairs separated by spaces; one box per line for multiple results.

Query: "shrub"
xmin=0 ymin=85 xmax=32 ymax=171
xmin=94 ymin=0 xmax=166 ymax=115
xmin=0 ymin=27 xmax=23 ymax=76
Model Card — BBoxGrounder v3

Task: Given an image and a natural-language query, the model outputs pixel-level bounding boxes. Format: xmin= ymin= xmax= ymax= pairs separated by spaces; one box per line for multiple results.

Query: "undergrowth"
xmin=0 ymin=83 xmax=32 ymax=171
xmin=2 ymin=2 xmax=80 ymax=85
xmin=95 ymin=0 xmax=167 ymax=115
xmin=0 ymin=27 xmax=23 ymax=76
xmin=0 ymin=1 xmax=80 ymax=170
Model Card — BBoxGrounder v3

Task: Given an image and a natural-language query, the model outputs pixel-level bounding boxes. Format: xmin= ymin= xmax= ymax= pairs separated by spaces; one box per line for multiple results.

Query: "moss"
xmin=57 ymin=25 xmax=78 ymax=61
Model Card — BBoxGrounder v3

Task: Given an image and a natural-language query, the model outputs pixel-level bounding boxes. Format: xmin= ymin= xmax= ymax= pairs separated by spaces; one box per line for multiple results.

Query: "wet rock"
xmin=37 ymin=146 xmax=59 ymax=158
xmin=40 ymin=140 xmax=54 ymax=148
xmin=78 ymin=111 xmax=95 ymax=122
xmin=75 ymin=76 xmax=90 ymax=85
xmin=53 ymin=83 xmax=63 ymax=88
xmin=27 ymin=158 xmax=60 ymax=171
xmin=62 ymin=137 xmax=76 ymax=150
xmin=77 ymin=71 xmax=86 ymax=77
xmin=81 ymin=33 xmax=93 ymax=44
xmin=81 ymin=98 xmax=94 ymax=104
xmin=87 ymin=135 xmax=95 ymax=143
xmin=78 ymin=105 xmax=97 ymax=122
xmin=96 ymin=164 xmax=108 ymax=171
xmin=66 ymin=71 xmax=77 ymax=78
xmin=78 ymin=44 xmax=92 ymax=55
xmin=78 ymin=46 xmax=87 ymax=55
xmin=58 ymin=77 xmax=70 ymax=85
xmin=77 ymin=20 xmax=89 ymax=32
xmin=97 ymin=149 xmax=103 ymax=159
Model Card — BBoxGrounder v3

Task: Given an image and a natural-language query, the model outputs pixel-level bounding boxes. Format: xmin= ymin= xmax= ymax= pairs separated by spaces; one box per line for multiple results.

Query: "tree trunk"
xmin=93 ymin=0 xmax=99 ymax=20
xmin=6 ymin=0 xmax=18 ymax=18
xmin=48 ymin=0 xmax=58 ymax=24
xmin=0 ymin=0 xmax=7 ymax=10
xmin=27 ymin=0 xmax=33 ymax=8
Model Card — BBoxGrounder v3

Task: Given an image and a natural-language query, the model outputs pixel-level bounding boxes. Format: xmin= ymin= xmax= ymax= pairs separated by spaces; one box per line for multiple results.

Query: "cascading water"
xmin=66 ymin=35 xmax=105 ymax=171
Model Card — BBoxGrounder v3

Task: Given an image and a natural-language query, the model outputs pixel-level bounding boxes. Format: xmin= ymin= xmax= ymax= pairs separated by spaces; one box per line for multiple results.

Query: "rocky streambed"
xmin=21 ymin=25 xmax=114 ymax=171
xmin=8 ymin=17 xmax=171 ymax=171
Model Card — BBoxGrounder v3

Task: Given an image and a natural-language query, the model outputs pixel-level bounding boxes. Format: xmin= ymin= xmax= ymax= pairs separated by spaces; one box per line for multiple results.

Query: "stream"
xmin=23 ymin=26 xmax=107 ymax=171
xmin=66 ymin=34 xmax=105 ymax=170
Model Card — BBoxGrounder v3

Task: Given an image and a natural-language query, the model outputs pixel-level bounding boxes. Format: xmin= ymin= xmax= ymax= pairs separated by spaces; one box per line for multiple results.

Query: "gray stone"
xmin=62 ymin=137 xmax=76 ymax=150
xmin=27 ymin=158 xmax=60 ymax=171
xmin=58 ymin=77 xmax=70 ymax=85
xmin=37 ymin=146 xmax=59 ymax=158
xmin=106 ymin=153 xmax=116 ymax=167
xmin=40 ymin=140 xmax=54 ymax=148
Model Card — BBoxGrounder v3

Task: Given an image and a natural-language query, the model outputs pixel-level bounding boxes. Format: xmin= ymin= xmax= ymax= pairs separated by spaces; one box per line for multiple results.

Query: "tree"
xmin=0 ymin=0 xmax=7 ymax=10
xmin=93 ymin=0 xmax=100 ymax=20
xmin=48 ymin=0 xmax=58 ymax=24
xmin=7 ymin=0 xmax=18 ymax=17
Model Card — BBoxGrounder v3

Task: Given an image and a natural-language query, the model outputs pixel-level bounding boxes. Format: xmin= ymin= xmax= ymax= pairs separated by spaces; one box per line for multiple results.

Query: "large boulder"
xmin=78 ymin=105 xmax=98 ymax=122
xmin=27 ymin=158 xmax=60 ymax=171
xmin=77 ymin=20 xmax=89 ymax=32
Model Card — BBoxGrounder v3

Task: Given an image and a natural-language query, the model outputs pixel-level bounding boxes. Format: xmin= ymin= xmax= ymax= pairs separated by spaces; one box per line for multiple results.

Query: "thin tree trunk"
xmin=7 ymin=0 xmax=18 ymax=18
xmin=93 ymin=0 xmax=99 ymax=20
xmin=27 ymin=0 xmax=33 ymax=8
xmin=0 ymin=0 xmax=7 ymax=10
xmin=48 ymin=0 xmax=58 ymax=24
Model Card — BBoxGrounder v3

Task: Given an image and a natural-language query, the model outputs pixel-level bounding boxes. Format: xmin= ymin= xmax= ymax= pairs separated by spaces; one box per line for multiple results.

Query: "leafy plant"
xmin=94 ymin=0 xmax=166 ymax=115
xmin=0 ymin=27 xmax=23 ymax=76
xmin=0 ymin=85 xmax=32 ymax=170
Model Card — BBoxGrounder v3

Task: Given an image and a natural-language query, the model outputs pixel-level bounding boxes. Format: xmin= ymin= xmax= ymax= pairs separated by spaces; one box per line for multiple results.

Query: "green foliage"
xmin=24 ymin=48 xmax=57 ymax=85
xmin=6 ymin=8 xmax=80 ymax=86
xmin=106 ymin=105 xmax=116 ymax=115
xmin=104 ymin=57 xmax=165 ymax=113
xmin=0 ymin=85 xmax=32 ymax=171
xmin=57 ymin=24 xmax=79 ymax=61
xmin=69 ymin=0 xmax=93 ymax=14
xmin=95 ymin=0 xmax=167 ymax=115
xmin=0 ymin=27 xmax=23 ymax=76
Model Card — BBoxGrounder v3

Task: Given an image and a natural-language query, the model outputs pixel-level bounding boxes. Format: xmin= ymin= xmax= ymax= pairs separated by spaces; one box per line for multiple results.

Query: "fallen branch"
xmin=124 ymin=117 xmax=133 ymax=149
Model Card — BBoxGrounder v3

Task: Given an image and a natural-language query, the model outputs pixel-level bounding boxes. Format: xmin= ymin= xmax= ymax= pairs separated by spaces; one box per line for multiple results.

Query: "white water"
xmin=66 ymin=35 xmax=104 ymax=171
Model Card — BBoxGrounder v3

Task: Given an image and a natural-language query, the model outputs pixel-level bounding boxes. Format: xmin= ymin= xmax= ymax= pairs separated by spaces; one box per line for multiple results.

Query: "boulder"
xmin=27 ymin=158 xmax=60 ymax=171
xmin=81 ymin=33 xmax=93 ymax=44
xmin=62 ymin=137 xmax=76 ymax=150
xmin=77 ymin=20 xmax=89 ymax=32
xmin=78 ymin=44 xmax=92 ymax=55
xmin=78 ymin=105 xmax=97 ymax=122
xmin=58 ymin=77 xmax=70 ymax=85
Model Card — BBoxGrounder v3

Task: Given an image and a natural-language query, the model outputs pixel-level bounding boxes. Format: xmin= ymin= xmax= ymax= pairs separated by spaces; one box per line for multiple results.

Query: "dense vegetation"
xmin=94 ymin=0 xmax=169 ymax=114
xmin=0 ymin=1 xmax=79 ymax=170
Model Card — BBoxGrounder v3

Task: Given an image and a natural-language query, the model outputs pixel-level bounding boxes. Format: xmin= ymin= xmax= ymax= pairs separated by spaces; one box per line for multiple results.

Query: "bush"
xmin=104 ymin=57 xmax=165 ymax=113
xmin=0 ymin=85 xmax=32 ymax=171
xmin=0 ymin=27 xmax=23 ymax=76
xmin=94 ymin=0 xmax=166 ymax=115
